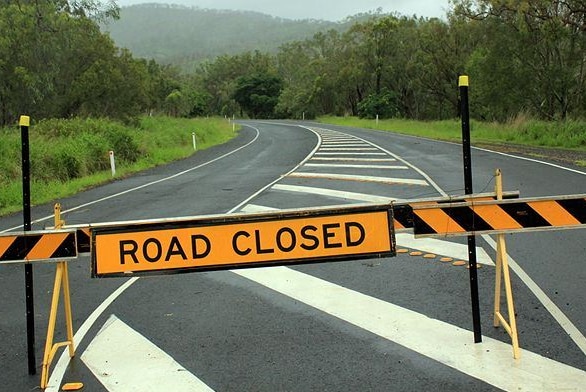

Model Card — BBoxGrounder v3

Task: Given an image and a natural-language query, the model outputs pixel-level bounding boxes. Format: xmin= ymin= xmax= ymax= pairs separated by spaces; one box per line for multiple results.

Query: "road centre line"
xmin=288 ymin=172 xmax=429 ymax=186
xmin=81 ymin=315 xmax=214 ymax=392
xmin=234 ymin=266 xmax=586 ymax=391
xmin=304 ymin=163 xmax=408 ymax=170
xmin=271 ymin=184 xmax=398 ymax=203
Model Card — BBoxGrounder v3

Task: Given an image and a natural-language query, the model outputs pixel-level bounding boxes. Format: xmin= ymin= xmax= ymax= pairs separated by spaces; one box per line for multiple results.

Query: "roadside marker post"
xmin=459 ymin=75 xmax=482 ymax=343
xmin=109 ymin=150 xmax=116 ymax=177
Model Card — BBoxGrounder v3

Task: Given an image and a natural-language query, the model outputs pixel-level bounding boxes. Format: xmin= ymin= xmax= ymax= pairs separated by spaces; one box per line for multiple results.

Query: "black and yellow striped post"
xmin=459 ymin=76 xmax=482 ymax=343
xmin=20 ymin=114 xmax=37 ymax=375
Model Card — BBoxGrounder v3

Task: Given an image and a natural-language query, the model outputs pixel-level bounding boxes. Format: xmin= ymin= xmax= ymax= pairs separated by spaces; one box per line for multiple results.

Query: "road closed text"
xmin=92 ymin=210 xmax=394 ymax=276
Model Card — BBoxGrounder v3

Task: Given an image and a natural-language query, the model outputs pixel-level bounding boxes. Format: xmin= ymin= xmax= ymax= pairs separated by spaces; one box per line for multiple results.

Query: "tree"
xmin=233 ymin=73 xmax=283 ymax=118
xmin=453 ymin=0 xmax=586 ymax=120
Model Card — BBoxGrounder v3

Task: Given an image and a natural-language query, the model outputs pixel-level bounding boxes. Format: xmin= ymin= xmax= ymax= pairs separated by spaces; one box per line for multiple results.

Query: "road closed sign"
xmin=91 ymin=205 xmax=395 ymax=277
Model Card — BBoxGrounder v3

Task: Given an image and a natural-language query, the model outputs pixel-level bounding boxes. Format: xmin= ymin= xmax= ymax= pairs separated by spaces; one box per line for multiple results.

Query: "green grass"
xmin=318 ymin=116 xmax=586 ymax=150
xmin=0 ymin=116 xmax=237 ymax=216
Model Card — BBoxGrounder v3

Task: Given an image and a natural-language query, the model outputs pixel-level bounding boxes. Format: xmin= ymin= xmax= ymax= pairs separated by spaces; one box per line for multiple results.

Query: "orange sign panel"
xmin=92 ymin=206 xmax=395 ymax=277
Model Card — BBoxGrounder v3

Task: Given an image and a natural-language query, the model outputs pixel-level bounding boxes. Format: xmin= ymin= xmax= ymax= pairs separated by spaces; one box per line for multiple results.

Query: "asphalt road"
xmin=1 ymin=120 xmax=585 ymax=391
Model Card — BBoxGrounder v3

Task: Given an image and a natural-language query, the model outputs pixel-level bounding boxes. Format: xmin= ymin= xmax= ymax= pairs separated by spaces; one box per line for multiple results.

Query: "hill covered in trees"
xmin=101 ymin=4 xmax=354 ymax=68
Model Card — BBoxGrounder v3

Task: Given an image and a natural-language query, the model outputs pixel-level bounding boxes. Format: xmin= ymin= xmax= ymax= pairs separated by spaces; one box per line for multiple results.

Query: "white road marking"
xmin=320 ymin=147 xmax=379 ymax=151
xmin=46 ymin=278 xmax=139 ymax=392
xmin=272 ymin=184 xmax=398 ymax=203
xmin=305 ymin=163 xmax=408 ymax=170
xmin=289 ymin=172 xmax=429 ymax=185
xmin=82 ymin=315 xmax=214 ymax=392
xmin=396 ymin=233 xmax=494 ymax=266
xmin=315 ymin=152 xmax=388 ymax=155
xmin=234 ymin=266 xmax=586 ymax=391
xmin=310 ymin=157 xmax=397 ymax=162
xmin=321 ymin=143 xmax=370 ymax=147
xmin=41 ymin=123 xmax=586 ymax=390
xmin=239 ymin=204 xmax=280 ymax=213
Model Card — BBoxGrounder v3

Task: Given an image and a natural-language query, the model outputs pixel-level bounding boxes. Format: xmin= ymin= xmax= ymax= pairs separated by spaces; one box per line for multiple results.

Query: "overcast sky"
xmin=116 ymin=0 xmax=451 ymax=21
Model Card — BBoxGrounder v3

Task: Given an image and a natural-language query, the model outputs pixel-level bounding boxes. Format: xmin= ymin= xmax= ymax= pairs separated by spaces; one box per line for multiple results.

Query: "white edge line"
xmin=472 ymin=146 xmax=586 ymax=176
xmin=1 ymin=126 xmax=261 ymax=234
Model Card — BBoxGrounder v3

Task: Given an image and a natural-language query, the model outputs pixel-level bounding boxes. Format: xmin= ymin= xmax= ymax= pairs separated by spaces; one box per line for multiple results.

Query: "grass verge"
xmin=0 ymin=116 xmax=237 ymax=216
xmin=318 ymin=116 xmax=586 ymax=151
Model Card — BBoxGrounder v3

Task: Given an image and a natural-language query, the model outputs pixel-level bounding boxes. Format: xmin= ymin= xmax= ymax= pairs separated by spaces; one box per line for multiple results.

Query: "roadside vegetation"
xmin=0 ymin=117 xmax=236 ymax=216
xmin=319 ymin=116 xmax=586 ymax=151
xmin=2 ymin=0 xmax=585 ymax=215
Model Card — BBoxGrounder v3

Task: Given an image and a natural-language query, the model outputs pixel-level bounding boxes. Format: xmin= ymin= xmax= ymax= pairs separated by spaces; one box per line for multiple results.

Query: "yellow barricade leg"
xmin=40 ymin=204 xmax=77 ymax=389
xmin=492 ymin=170 xmax=521 ymax=359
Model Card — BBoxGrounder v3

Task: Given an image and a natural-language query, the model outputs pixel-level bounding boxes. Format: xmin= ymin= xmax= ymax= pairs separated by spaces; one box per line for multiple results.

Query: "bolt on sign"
xmin=91 ymin=205 xmax=395 ymax=277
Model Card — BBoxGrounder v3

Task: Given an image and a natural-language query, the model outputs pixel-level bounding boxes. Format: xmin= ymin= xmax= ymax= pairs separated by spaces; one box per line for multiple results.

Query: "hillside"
xmin=101 ymin=3 xmax=350 ymax=67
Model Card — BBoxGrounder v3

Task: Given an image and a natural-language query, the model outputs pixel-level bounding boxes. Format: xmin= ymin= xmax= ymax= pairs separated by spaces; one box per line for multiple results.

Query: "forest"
xmin=1 ymin=0 xmax=586 ymax=127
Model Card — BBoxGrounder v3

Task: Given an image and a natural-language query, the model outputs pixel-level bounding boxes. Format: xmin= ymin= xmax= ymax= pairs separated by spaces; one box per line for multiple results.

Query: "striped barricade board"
xmin=412 ymin=194 xmax=586 ymax=237
xmin=392 ymin=191 xmax=519 ymax=232
xmin=0 ymin=229 xmax=78 ymax=264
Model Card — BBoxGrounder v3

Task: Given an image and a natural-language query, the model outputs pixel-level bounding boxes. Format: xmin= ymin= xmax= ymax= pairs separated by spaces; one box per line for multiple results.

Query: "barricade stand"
xmin=40 ymin=204 xmax=78 ymax=390
xmin=492 ymin=170 xmax=521 ymax=359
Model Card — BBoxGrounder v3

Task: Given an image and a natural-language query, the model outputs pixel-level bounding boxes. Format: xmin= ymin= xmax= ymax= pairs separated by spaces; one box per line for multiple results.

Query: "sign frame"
xmin=91 ymin=204 xmax=395 ymax=278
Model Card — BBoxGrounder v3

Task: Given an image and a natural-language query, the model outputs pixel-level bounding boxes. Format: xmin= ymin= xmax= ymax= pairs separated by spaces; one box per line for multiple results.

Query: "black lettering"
xmin=232 ymin=231 xmax=251 ymax=256
xmin=323 ymin=223 xmax=342 ymax=248
xmin=165 ymin=236 xmax=187 ymax=261
xmin=191 ymin=234 xmax=211 ymax=259
xmin=276 ymin=227 xmax=296 ymax=252
xmin=143 ymin=238 xmax=162 ymax=262
xmin=300 ymin=225 xmax=319 ymax=250
xmin=120 ymin=240 xmax=139 ymax=264
xmin=345 ymin=222 xmax=365 ymax=247
xmin=255 ymin=229 xmax=274 ymax=254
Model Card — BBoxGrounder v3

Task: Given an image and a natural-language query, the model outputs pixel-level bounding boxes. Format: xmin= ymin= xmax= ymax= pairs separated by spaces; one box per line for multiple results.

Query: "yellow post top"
xmin=19 ymin=115 xmax=30 ymax=127
xmin=458 ymin=75 xmax=469 ymax=87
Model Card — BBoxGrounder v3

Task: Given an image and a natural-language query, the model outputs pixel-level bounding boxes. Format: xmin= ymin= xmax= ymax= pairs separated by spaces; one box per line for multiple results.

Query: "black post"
xmin=459 ymin=77 xmax=482 ymax=343
xmin=20 ymin=115 xmax=36 ymax=374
